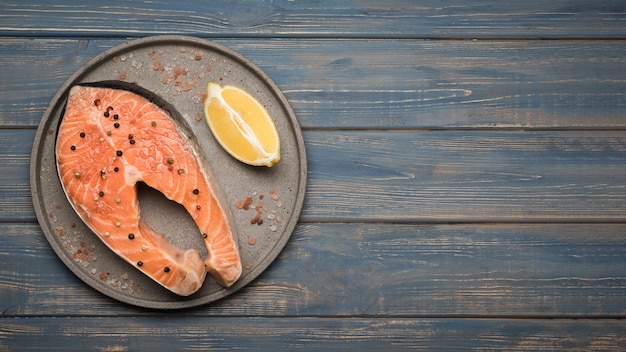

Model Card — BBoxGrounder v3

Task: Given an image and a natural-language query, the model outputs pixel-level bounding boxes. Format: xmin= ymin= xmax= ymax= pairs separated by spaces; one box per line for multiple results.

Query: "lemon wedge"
xmin=203 ymin=82 xmax=280 ymax=167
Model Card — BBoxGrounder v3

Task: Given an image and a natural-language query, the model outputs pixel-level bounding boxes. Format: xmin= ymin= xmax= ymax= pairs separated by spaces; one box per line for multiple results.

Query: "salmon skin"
xmin=56 ymin=81 xmax=242 ymax=296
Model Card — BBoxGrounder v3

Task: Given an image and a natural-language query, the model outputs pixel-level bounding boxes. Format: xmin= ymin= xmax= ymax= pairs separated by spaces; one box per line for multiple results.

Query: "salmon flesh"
xmin=56 ymin=82 xmax=242 ymax=296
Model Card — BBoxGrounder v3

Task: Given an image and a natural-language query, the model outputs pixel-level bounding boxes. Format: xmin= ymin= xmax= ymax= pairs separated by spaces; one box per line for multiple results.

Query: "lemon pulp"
xmin=203 ymin=82 xmax=280 ymax=167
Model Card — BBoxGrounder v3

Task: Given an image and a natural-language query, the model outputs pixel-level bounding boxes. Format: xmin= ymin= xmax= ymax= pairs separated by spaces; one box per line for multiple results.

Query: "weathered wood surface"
xmin=2 ymin=38 xmax=626 ymax=129
xmin=1 ymin=0 xmax=625 ymax=38
xmin=2 ymin=317 xmax=626 ymax=351
xmin=1 ymin=0 xmax=626 ymax=350
xmin=2 ymin=222 xmax=626 ymax=317
xmin=4 ymin=129 xmax=626 ymax=222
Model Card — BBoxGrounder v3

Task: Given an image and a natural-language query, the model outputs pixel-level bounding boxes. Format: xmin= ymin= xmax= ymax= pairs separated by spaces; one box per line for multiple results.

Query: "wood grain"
xmin=2 ymin=1 xmax=626 ymax=349
xmin=304 ymin=130 xmax=626 ymax=222
xmin=2 ymin=222 xmax=626 ymax=317
xmin=9 ymin=129 xmax=626 ymax=222
xmin=1 ymin=317 xmax=625 ymax=351
xmin=1 ymin=39 xmax=625 ymax=129
xmin=1 ymin=0 xmax=625 ymax=38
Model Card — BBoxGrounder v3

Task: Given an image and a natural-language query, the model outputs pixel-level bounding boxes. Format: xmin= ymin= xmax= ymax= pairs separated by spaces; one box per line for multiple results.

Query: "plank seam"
xmin=1 ymin=33 xmax=626 ymax=40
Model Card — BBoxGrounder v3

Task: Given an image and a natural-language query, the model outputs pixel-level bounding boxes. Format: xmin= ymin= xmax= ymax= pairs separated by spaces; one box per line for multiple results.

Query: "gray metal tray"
xmin=30 ymin=36 xmax=307 ymax=309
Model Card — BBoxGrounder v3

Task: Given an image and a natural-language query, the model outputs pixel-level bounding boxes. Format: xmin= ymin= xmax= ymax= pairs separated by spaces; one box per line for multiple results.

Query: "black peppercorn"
xmin=137 ymin=261 xmax=143 ymax=267
xmin=99 ymin=191 xmax=104 ymax=197
xmin=114 ymin=167 xmax=119 ymax=172
xmin=128 ymin=233 xmax=135 ymax=240
xmin=113 ymin=114 xmax=119 ymax=120
xmin=193 ymin=189 xmax=199 ymax=195
xmin=70 ymin=145 xmax=76 ymax=151
xmin=80 ymin=132 xmax=86 ymax=138
xmin=128 ymin=134 xmax=134 ymax=139
xmin=116 ymin=150 xmax=122 ymax=157
xmin=114 ymin=123 xmax=120 ymax=128
xmin=104 ymin=111 xmax=110 ymax=117
xmin=130 ymin=139 xmax=135 ymax=145
xmin=164 ymin=267 xmax=170 ymax=273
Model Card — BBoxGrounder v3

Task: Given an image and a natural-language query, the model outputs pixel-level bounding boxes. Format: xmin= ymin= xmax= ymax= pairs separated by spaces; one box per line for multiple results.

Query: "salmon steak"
xmin=56 ymin=82 xmax=242 ymax=296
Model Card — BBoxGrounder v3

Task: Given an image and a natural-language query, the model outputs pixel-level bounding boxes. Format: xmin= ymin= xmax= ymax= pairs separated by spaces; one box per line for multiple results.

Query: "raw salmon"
xmin=56 ymin=82 xmax=241 ymax=296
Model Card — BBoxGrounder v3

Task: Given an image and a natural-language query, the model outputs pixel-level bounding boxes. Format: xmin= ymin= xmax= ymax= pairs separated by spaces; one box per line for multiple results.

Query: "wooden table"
xmin=2 ymin=1 xmax=626 ymax=350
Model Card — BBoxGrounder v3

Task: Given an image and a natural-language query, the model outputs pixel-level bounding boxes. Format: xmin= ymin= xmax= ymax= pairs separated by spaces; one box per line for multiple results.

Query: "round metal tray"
xmin=30 ymin=36 xmax=307 ymax=309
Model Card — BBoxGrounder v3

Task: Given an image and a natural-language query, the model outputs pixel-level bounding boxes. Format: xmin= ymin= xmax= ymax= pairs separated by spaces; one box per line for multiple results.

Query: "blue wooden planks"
xmin=1 ymin=1 xmax=625 ymax=38
xmin=3 ymin=223 xmax=626 ymax=317
xmin=2 ymin=39 xmax=626 ymax=129
xmin=1 ymin=0 xmax=626 ymax=349
xmin=1 ymin=318 xmax=626 ymax=350
xmin=7 ymin=129 xmax=626 ymax=222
